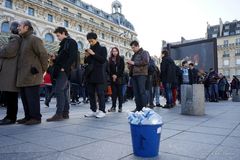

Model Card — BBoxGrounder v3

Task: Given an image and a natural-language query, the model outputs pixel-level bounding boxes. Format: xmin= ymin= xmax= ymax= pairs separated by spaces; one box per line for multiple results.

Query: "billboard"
xmin=169 ymin=38 xmax=217 ymax=72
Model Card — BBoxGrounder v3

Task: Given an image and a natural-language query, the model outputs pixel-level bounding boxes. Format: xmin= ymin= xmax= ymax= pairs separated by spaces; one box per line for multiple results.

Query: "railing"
xmin=235 ymin=53 xmax=240 ymax=56
xmin=43 ymin=2 xmax=60 ymax=11
xmin=223 ymin=54 xmax=230 ymax=57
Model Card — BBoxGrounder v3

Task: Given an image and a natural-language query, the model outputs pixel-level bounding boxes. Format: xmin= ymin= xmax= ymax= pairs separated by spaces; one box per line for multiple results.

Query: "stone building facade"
xmin=0 ymin=0 xmax=137 ymax=61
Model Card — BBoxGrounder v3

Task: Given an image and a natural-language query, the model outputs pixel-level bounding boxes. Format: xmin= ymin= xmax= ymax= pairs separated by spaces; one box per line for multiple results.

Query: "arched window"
xmin=77 ymin=41 xmax=84 ymax=51
xmin=1 ymin=22 xmax=10 ymax=33
xmin=45 ymin=33 xmax=54 ymax=42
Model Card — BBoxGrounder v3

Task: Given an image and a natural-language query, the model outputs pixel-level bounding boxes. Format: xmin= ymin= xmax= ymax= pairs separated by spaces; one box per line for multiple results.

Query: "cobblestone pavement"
xmin=0 ymin=98 xmax=240 ymax=160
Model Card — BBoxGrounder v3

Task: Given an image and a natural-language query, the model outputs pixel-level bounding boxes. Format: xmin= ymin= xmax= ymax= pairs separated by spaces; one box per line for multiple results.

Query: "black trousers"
xmin=4 ymin=91 xmax=18 ymax=121
xmin=20 ymin=85 xmax=41 ymax=120
xmin=87 ymin=83 xmax=106 ymax=112
xmin=111 ymin=82 xmax=123 ymax=109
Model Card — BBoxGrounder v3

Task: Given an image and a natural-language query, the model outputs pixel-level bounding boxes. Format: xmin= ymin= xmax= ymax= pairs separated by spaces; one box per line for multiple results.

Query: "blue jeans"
xmin=163 ymin=83 xmax=173 ymax=105
xmin=209 ymin=84 xmax=219 ymax=100
xmin=55 ymin=72 xmax=70 ymax=115
xmin=132 ymin=75 xmax=147 ymax=111
xmin=153 ymin=86 xmax=160 ymax=105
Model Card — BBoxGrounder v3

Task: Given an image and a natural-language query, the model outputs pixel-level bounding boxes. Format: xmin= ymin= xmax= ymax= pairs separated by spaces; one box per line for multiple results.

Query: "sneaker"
xmin=46 ymin=114 xmax=64 ymax=122
xmin=96 ymin=111 xmax=106 ymax=118
xmin=24 ymin=119 xmax=41 ymax=125
xmin=16 ymin=118 xmax=28 ymax=124
xmin=118 ymin=108 xmax=122 ymax=113
xmin=84 ymin=111 xmax=97 ymax=117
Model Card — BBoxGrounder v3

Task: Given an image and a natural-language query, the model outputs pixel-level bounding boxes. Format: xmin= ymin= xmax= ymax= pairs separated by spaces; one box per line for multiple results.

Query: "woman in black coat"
xmin=108 ymin=47 xmax=125 ymax=112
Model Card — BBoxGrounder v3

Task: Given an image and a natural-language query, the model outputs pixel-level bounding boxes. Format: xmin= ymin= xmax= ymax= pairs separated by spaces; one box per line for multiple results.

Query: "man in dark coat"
xmin=16 ymin=20 xmax=48 ymax=125
xmin=160 ymin=49 xmax=176 ymax=108
xmin=47 ymin=27 xmax=78 ymax=121
xmin=84 ymin=32 xmax=107 ymax=118
xmin=0 ymin=21 xmax=21 ymax=125
xmin=127 ymin=40 xmax=149 ymax=112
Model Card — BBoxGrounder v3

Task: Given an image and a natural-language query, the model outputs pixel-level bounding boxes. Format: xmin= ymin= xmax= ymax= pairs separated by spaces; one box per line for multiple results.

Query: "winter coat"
xmin=52 ymin=36 xmax=78 ymax=79
xmin=109 ymin=56 xmax=125 ymax=84
xmin=160 ymin=55 xmax=176 ymax=84
xmin=130 ymin=48 xmax=149 ymax=76
xmin=0 ymin=34 xmax=21 ymax=91
xmin=84 ymin=42 xmax=107 ymax=84
xmin=16 ymin=31 xmax=48 ymax=87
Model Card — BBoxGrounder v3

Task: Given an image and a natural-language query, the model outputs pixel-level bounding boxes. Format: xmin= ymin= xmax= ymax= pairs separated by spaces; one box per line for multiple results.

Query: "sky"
xmin=85 ymin=0 xmax=240 ymax=56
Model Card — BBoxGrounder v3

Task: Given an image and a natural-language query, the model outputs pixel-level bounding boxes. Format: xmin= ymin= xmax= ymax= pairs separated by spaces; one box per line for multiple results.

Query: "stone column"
xmin=232 ymin=89 xmax=240 ymax=102
xmin=181 ymin=84 xmax=205 ymax=116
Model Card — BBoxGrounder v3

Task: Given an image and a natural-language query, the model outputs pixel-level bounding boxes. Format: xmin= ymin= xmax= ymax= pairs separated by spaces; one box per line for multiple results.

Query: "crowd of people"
xmin=0 ymin=21 xmax=240 ymax=125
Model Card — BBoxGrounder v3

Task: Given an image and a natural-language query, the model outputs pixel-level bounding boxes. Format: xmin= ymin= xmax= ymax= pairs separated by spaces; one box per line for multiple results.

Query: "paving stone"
xmin=0 ymin=135 xmax=25 ymax=148
xmin=29 ymin=134 xmax=97 ymax=151
xmin=121 ymin=152 xmax=199 ymax=160
xmin=105 ymin=133 xmax=132 ymax=146
xmin=76 ymin=127 xmax=125 ymax=140
xmin=221 ymin=136 xmax=240 ymax=149
xmin=66 ymin=141 xmax=132 ymax=160
xmin=160 ymin=139 xmax=216 ymax=159
xmin=8 ymin=130 xmax=66 ymax=142
xmin=34 ymin=152 xmax=87 ymax=160
xmin=187 ymin=126 xmax=232 ymax=136
xmin=206 ymin=146 xmax=240 ymax=160
xmin=170 ymin=131 xmax=225 ymax=145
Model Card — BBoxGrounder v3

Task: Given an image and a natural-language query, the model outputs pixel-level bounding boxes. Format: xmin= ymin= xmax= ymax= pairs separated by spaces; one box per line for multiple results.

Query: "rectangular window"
xmin=48 ymin=14 xmax=53 ymax=22
xmin=224 ymin=70 xmax=230 ymax=76
xmin=224 ymin=40 xmax=229 ymax=46
xmin=213 ymin=27 xmax=218 ymax=32
xmin=111 ymin=36 xmax=114 ymax=42
xmin=236 ymin=59 xmax=240 ymax=65
xmin=236 ymin=38 xmax=240 ymax=45
xmin=223 ymin=31 xmax=229 ymax=36
xmin=110 ymin=26 xmax=114 ymax=31
xmin=78 ymin=25 xmax=82 ymax=32
xmin=90 ymin=18 xmax=94 ymax=22
xmin=63 ymin=7 xmax=68 ymax=11
xmin=64 ymin=20 xmax=68 ymax=27
xmin=101 ymin=33 xmax=105 ymax=39
xmin=236 ymin=49 xmax=240 ymax=54
xmin=5 ymin=0 xmax=12 ymax=9
xmin=225 ymin=25 xmax=230 ymax=30
xmin=28 ymin=7 xmax=35 ymax=16
xmin=223 ymin=60 xmax=229 ymax=66
xmin=237 ymin=23 xmax=240 ymax=28
xmin=236 ymin=69 xmax=240 ymax=75
xmin=212 ymin=34 xmax=217 ymax=38
xmin=77 ymin=13 xmax=81 ymax=18
xmin=236 ymin=30 xmax=240 ymax=34
xmin=101 ymin=22 xmax=104 ymax=26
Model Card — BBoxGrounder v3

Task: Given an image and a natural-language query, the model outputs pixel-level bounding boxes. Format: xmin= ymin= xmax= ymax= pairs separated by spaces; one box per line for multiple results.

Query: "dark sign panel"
xmin=169 ymin=38 xmax=217 ymax=72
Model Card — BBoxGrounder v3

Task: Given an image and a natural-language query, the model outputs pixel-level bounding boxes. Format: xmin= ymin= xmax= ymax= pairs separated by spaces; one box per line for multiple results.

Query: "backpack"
xmin=148 ymin=57 xmax=156 ymax=75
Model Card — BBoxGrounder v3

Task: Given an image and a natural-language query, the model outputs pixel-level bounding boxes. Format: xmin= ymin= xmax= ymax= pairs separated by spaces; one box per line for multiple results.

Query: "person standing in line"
xmin=128 ymin=40 xmax=149 ymax=112
xmin=46 ymin=27 xmax=78 ymax=121
xmin=160 ymin=49 xmax=176 ymax=108
xmin=152 ymin=66 xmax=163 ymax=107
xmin=16 ymin=20 xmax=48 ymax=125
xmin=108 ymin=47 xmax=125 ymax=113
xmin=0 ymin=21 xmax=22 ymax=125
xmin=84 ymin=32 xmax=107 ymax=118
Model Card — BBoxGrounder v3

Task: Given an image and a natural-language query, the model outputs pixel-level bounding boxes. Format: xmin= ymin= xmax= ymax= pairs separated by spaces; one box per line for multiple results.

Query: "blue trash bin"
xmin=130 ymin=123 xmax=162 ymax=157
